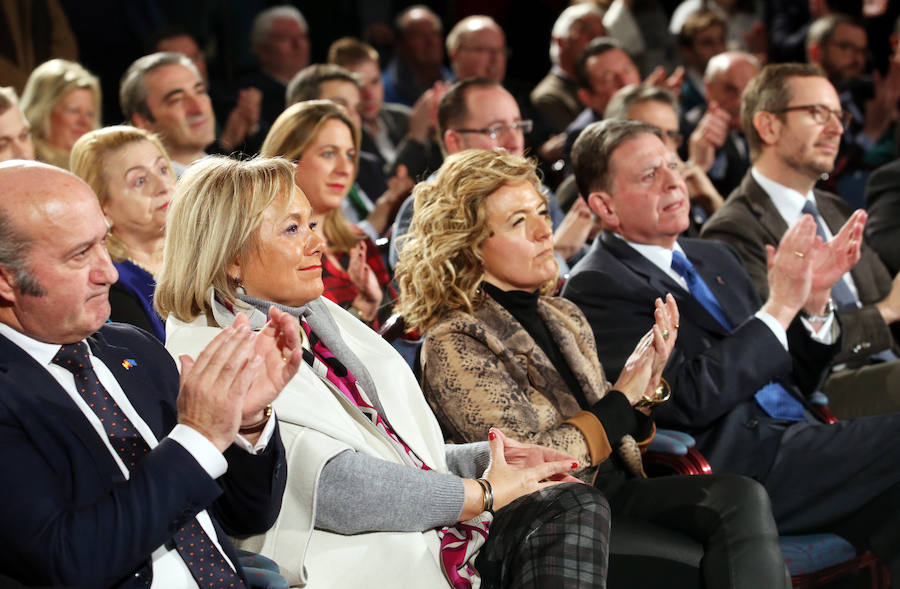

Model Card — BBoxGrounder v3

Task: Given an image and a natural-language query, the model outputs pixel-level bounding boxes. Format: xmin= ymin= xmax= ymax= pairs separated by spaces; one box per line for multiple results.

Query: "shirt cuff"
xmin=800 ymin=312 xmax=840 ymax=344
xmin=169 ymin=424 xmax=228 ymax=479
xmin=755 ymin=310 xmax=788 ymax=350
xmin=233 ymin=413 xmax=277 ymax=454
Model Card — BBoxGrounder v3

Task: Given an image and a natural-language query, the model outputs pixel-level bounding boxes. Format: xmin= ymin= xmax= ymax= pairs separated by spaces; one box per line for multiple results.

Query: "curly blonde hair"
xmin=395 ymin=149 xmax=550 ymax=332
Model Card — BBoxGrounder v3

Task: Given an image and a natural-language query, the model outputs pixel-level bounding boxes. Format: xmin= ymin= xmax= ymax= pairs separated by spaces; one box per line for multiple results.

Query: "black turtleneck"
xmin=483 ymin=282 xmax=590 ymax=408
xmin=483 ymin=282 xmax=651 ymax=473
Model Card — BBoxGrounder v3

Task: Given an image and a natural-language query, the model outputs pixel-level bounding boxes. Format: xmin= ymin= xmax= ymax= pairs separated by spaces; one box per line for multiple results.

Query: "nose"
xmin=500 ymin=126 xmax=525 ymax=156
xmin=11 ymin=138 xmax=33 ymax=160
xmin=532 ymin=212 xmax=553 ymax=242
xmin=92 ymin=246 xmax=119 ymax=285
xmin=824 ymin=111 xmax=845 ymax=136
xmin=306 ymin=228 xmax=326 ymax=256
xmin=334 ymin=154 xmax=352 ymax=175
xmin=152 ymin=170 xmax=174 ymax=195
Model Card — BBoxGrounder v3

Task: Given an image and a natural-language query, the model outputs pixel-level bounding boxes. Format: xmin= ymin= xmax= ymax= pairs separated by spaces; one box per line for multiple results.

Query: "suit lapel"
xmin=0 ymin=333 xmax=125 ymax=473
xmin=601 ymin=233 xmax=731 ymax=335
xmin=741 ymin=174 xmax=790 ymax=245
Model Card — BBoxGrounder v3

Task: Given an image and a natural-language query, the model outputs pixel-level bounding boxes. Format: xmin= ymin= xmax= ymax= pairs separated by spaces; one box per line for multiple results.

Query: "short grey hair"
xmin=0 ymin=207 xmax=44 ymax=296
xmin=285 ymin=64 xmax=361 ymax=105
xmin=251 ymin=5 xmax=308 ymax=48
xmin=120 ymin=52 xmax=201 ymax=122
xmin=604 ymin=84 xmax=680 ymax=121
xmin=571 ymin=119 xmax=662 ymax=197
xmin=550 ymin=3 xmax=605 ymax=65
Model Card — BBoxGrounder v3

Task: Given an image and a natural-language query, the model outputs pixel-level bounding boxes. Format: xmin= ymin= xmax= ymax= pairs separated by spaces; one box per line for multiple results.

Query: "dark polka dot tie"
xmin=53 ymin=342 xmax=246 ymax=588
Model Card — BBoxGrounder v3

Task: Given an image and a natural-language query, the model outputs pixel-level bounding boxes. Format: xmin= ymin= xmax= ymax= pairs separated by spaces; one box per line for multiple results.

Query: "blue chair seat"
xmin=780 ymin=534 xmax=857 ymax=576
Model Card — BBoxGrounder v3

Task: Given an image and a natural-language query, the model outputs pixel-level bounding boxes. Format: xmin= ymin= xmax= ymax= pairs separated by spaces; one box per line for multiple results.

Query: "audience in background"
xmin=445 ymin=15 xmax=507 ymax=84
xmin=245 ymin=5 xmax=311 ymax=131
xmin=0 ymin=87 xmax=34 ymax=162
xmin=382 ymin=5 xmax=452 ymax=107
xmin=20 ymin=59 xmax=100 ymax=170
xmin=70 ymin=126 xmax=173 ymax=342
xmin=328 ymin=37 xmax=444 ymax=182
xmin=683 ymin=51 xmax=760 ymax=199
xmin=807 ymin=13 xmax=900 ymax=209
xmin=676 ymin=10 xmax=728 ymax=113
xmin=531 ymin=3 xmax=607 ymax=133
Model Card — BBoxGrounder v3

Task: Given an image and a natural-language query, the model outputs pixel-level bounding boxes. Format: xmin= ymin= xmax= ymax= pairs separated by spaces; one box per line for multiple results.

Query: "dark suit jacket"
xmin=530 ymin=70 xmax=582 ymax=133
xmin=0 ymin=323 xmax=286 ymax=588
xmin=865 ymin=159 xmax=900 ymax=275
xmin=702 ymin=172 xmax=896 ymax=365
xmin=562 ymin=234 xmax=836 ymax=479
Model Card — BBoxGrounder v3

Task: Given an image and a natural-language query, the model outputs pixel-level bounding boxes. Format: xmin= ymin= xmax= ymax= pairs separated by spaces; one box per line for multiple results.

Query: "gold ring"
xmin=793 ymin=250 xmax=805 ymax=258
xmin=662 ymin=329 xmax=670 ymax=340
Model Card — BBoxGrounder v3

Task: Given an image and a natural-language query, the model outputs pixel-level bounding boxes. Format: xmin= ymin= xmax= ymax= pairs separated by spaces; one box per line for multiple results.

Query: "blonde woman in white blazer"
xmin=156 ymin=155 xmax=613 ymax=588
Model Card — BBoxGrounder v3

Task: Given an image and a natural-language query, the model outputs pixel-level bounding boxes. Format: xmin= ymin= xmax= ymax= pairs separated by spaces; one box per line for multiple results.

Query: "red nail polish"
xmin=488 ymin=431 xmax=496 ymax=440
xmin=571 ymin=462 xmax=578 ymax=469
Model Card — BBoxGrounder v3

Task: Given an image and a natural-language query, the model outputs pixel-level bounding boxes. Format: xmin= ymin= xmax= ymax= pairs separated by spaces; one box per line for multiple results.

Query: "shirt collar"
xmin=612 ymin=231 xmax=685 ymax=275
xmin=751 ymin=166 xmax=816 ymax=226
xmin=0 ymin=322 xmax=72 ymax=367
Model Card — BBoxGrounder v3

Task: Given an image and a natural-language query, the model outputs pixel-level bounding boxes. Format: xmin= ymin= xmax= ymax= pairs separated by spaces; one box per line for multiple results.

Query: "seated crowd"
xmin=3 ymin=1 xmax=900 ymax=587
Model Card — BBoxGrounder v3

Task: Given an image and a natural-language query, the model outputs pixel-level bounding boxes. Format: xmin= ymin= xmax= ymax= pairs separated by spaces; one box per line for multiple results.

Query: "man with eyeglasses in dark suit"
xmin=702 ymin=62 xmax=900 ymax=420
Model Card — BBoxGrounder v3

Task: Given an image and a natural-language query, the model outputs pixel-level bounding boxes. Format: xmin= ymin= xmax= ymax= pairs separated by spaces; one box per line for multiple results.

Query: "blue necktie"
xmin=801 ymin=200 xmax=857 ymax=311
xmin=671 ymin=250 xmax=733 ymax=331
xmin=670 ymin=251 xmax=805 ymax=421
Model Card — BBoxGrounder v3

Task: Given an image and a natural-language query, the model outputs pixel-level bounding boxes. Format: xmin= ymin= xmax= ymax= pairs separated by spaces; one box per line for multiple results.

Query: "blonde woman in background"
xmin=261 ymin=100 xmax=398 ymax=329
xmin=20 ymin=59 xmax=100 ymax=169
xmin=71 ymin=125 xmax=173 ymax=341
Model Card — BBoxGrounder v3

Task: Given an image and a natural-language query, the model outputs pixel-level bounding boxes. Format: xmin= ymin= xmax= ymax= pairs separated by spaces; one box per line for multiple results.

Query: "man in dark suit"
xmin=564 ymin=118 xmax=900 ymax=574
xmin=0 ymin=160 xmax=301 ymax=587
xmin=701 ymin=63 xmax=900 ymax=418
xmin=864 ymin=159 xmax=900 ymax=276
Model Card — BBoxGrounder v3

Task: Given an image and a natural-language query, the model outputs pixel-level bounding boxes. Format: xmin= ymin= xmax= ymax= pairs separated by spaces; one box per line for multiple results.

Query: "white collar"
xmin=0 ymin=322 xmax=70 ymax=367
xmin=751 ymin=167 xmax=817 ymax=227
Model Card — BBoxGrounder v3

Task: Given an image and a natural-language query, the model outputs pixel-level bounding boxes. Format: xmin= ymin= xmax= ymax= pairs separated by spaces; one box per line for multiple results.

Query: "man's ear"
xmin=444 ymin=129 xmax=463 ymax=153
xmin=577 ymin=88 xmax=592 ymax=109
xmin=752 ymin=110 xmax=780 ymax=147
xmin=807 ymin=42 xmax=821 ymax=65
xmin=0 ymin=265 xmax=20 ymax=304
xmin=131 ymin=112 xmax=152 ymax=131
xmin=587 ymin=190 xmax=618 ymax=231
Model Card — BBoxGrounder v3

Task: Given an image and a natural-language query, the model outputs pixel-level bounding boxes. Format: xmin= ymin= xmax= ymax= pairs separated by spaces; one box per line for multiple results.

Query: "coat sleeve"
xmin=423 ymin=321 xmax=609 ymax=470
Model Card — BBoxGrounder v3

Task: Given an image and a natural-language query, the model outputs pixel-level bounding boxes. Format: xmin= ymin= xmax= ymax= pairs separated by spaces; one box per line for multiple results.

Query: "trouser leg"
xmin=476 ymin=482 xmax=610 ymax=589
xmin=610 ymin=474 xmax=789 ymax=589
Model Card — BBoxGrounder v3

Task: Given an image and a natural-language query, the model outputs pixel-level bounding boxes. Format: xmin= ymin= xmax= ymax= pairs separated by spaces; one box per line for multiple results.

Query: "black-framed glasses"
xmin=773 ymin=104 xmax=852 ymax=128
xmin=453 ymin=120 xmax=533 ymax=140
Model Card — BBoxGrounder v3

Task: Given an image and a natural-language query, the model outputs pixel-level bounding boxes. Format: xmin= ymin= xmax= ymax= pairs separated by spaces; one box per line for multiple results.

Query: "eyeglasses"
xmin=662 ymin=129 xmax=683 ymax=147
xmin=453 ymin=120 xmax=533 ymax=140
xmin=773 ymin=104 xmax=852 ymax=128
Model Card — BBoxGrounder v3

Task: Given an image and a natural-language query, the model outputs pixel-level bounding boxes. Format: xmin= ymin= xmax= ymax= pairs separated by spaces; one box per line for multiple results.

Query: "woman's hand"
xmin=644 ymin=294 xmax=678 ymax=400
xmin=459 ymin=428 xmax=580 ymax=520
xmin=613 ymin=295 xmax=678 ymax=406
xmin=348 ymin=240 xmax=382 ymax=321
xmin=366 ymin=165 xmax=414 ymax=235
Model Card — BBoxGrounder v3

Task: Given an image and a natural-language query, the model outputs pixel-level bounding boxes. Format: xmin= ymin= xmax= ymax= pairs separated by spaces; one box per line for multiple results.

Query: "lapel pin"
xmin=716 ymin=276 xmax=725 ymax=285
xmin=122 ymin=359 xmax=137 ymax=370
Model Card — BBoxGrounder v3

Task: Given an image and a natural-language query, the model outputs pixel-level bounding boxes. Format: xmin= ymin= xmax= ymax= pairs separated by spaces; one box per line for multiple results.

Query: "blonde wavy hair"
xmin=20 ymin=59 xmax=101 ymax=147
xmin=70 ymin=125 xmax=172 ymax=262
xmin=260 ymin=99 xmax=362 ymax=254
xmin=154 ymin=156 xmax=296 ymax=322
xmin=395 ymin=149 xmax=550 ymax=333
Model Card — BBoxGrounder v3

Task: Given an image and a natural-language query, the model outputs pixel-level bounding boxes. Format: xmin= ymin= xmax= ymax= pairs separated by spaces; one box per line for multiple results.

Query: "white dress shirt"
xmin=0 ymin=323 xmax=275 ymax=588
xmin=616 ymin=232 xmax=838 ymax=349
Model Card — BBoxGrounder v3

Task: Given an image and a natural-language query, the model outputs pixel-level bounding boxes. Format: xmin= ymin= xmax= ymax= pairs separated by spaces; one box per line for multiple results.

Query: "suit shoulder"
xmin=94 ymin=322 xmax=174 ymax=365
